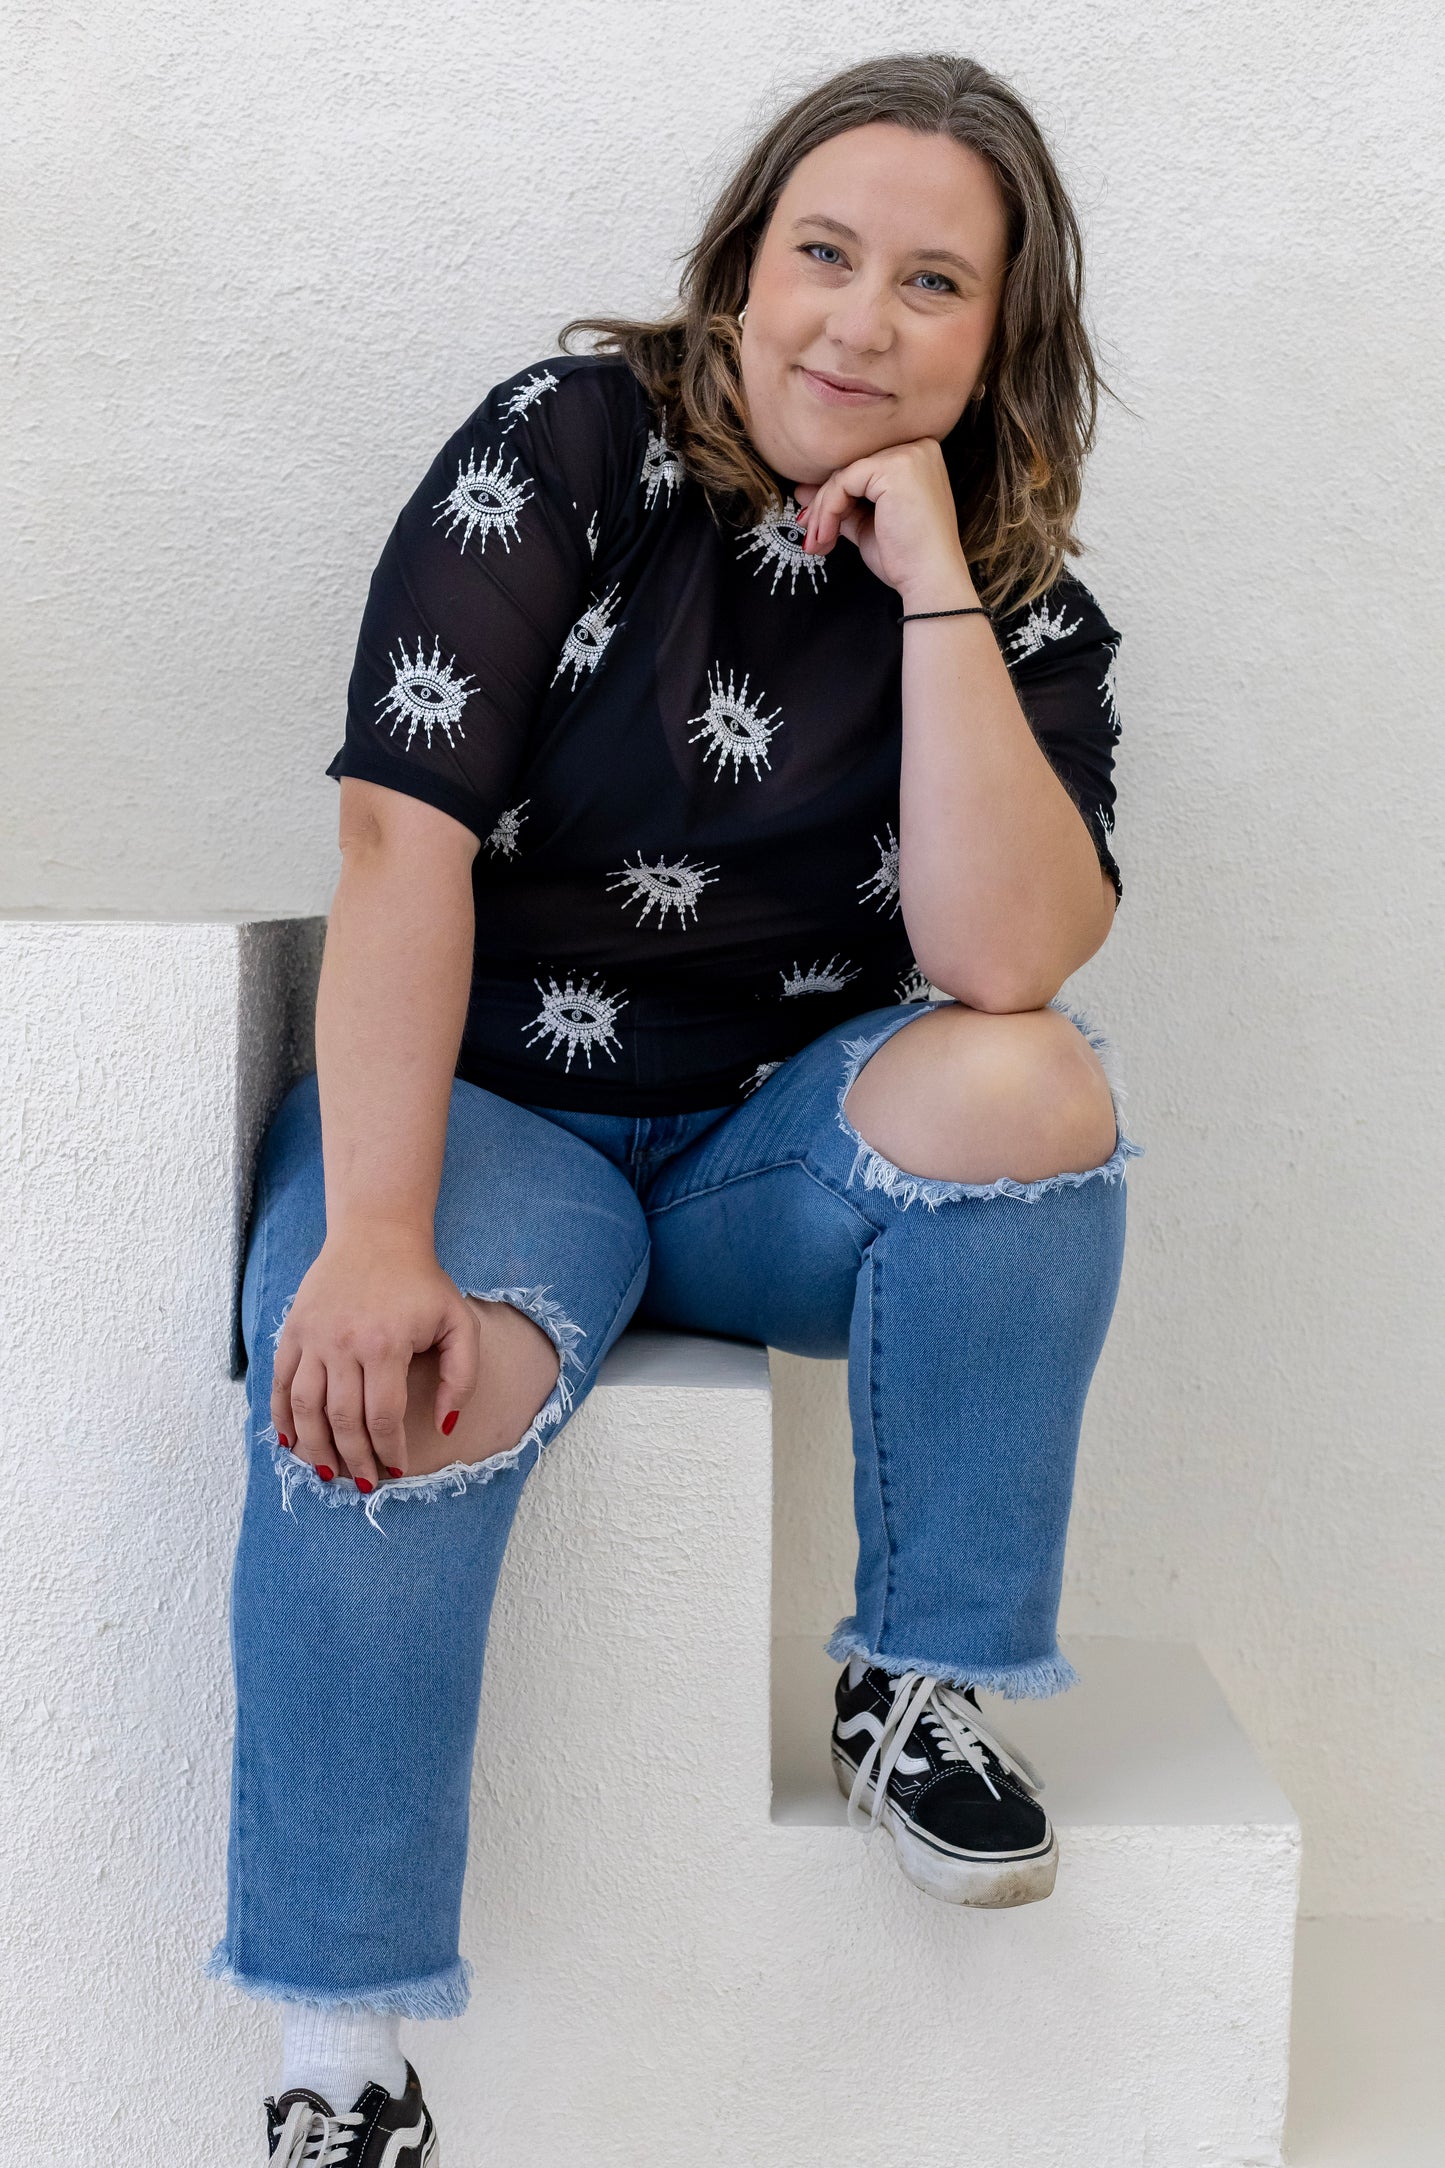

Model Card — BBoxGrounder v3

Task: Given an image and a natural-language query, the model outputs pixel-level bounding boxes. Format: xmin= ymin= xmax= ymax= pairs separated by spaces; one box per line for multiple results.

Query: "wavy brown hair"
xmin=558 ymin=52 xmax=1119 ymax=614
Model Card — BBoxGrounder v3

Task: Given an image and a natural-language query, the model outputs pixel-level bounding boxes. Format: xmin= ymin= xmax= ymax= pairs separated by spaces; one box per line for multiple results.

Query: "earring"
xmin=737 ymin=302 xmax=748 ymax=326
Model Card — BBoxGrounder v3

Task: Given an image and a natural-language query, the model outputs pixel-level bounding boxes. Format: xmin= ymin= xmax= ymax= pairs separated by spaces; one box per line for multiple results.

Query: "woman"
xmin=211 ymin=51 xmax=1143 ymax=2166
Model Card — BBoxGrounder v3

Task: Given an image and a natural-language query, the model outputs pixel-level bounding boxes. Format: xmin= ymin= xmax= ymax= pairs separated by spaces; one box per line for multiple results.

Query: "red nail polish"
xmin=356 ymin=1477 xmax=373 ymax=1494
xmin=277 ymin=1433 xmax=290 ymax=1450
xmin=317 ymin=1464 xmax=334 ymax=1482
xmin=387 ymin=1466 xmax=404 ymax=1479
xmin=441 ymin=1410 xmax=459 ymax=1436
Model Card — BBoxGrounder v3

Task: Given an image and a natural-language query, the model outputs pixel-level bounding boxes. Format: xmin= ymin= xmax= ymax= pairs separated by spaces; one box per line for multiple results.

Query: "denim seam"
xmin=859 ymin=1239 xmax=895 ymax=1654
xmin=645 ymin=1150 xmax=847 ymax=1225
xmin=233 ymin=1191 xmax=274 ymax=1979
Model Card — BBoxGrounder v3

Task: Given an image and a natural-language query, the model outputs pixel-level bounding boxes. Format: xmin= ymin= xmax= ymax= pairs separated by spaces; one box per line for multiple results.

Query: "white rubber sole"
xmin=833 ymin=1748 xmax=1059 ymax=1908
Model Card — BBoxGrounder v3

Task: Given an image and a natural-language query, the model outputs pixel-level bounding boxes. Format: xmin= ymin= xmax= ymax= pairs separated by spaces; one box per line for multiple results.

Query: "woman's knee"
xmin=401 ymin=1295 xmax=564 ymax=1478
xmin=842 ymin=1002 xmax=1119 ymax=1185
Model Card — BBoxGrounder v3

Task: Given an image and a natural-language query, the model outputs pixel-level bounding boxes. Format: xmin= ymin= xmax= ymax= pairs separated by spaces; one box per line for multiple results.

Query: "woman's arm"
xmin=894 ymin=596 xmax=1116 ymax=1009
xmin=796 ymin=440 xmax=1117 ymax=1010
xmin=270 ymin=777 xmax=483 ymax=1490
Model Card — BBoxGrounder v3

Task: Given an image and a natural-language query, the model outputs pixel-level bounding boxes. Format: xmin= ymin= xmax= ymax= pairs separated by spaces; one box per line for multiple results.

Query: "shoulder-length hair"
xmin=558 ymin=52 xmax=1117 ymax=615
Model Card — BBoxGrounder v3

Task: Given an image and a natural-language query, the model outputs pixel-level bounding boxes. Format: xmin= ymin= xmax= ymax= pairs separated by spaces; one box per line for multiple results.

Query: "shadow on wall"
xmin=231 ymin=917 xmax=326 ymax=1377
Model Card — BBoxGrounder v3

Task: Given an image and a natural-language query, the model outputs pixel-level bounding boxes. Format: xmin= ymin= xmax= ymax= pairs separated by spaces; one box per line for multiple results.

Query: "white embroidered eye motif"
xmin=741 ymin=1060 xmax=782 ymax=1095
xmin=523 ymin=974 xmax=627 ymax=1070
xmin=1099 ymin=640 xmax=1122 ymax=742
xmin=686 ymin=665 xmax=784 ymax=781
xmin=1003 ymin=592 xmax=1082 ymax=661
xmin=857 ymin=824 xmax=901 ymax=916
xmin=553 ymin=586 xmax=622 ymax=690
xmin=606 ymin=852 xmax=719 ymax=930
xmin=433 ymin=448 xmax=533 ymax=554
xmin=376 ymin=636 xmax=476 ymax=752
xmin=640 ymin=426 xmax=685 ymax=510
xmin=485 ymin=801 xmax=530 ymax=859
xmin=780 ymin=957 xmax=859 ymax=997
xmin=498 ymin=368 xmax=559 ymax=427
xmin=737 ymin=494 xmax=827 ymax=595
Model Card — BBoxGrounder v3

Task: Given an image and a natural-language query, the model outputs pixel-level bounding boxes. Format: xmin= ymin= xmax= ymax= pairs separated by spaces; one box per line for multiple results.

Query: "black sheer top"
xmin=327 ymin=353 xmax=1125 ymax=1113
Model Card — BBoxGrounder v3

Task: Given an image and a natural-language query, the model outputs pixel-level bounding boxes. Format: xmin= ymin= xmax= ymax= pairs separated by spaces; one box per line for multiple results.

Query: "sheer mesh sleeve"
xmin=326 ymin=359 xmax=633 ymax=840
xmin=995 ymin=571 xmax=1126 ymax=906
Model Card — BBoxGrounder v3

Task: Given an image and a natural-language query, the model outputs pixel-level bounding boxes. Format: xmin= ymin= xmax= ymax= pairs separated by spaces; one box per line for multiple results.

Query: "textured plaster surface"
xmin=0 ymin=919 xmax=1300 ymax=2156
xmin=5 ymin=0 xmax=1442 ymax=1936
xmin=0 ymin=924 xmax=297 ymax=2148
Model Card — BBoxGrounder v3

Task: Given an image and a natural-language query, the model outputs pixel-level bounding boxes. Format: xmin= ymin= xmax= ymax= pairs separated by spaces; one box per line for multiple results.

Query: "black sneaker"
xmin=832 ymin=1656 xmax=1058 ymax=1906
xmin=265 ymin=2061 xmax=438 ymax=2165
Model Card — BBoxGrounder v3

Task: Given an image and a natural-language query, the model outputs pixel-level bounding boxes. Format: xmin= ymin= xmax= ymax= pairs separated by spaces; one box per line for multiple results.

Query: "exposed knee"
xmin=842 ymin=1004 xmax=1119 ymax=1187
xmin=401 ymin=1295 xmax=563 ymax=1478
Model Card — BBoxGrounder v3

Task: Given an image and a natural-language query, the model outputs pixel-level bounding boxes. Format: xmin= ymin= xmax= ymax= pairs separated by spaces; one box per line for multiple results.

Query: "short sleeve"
xmin=326 ymin=357 xmax=634 ymax=840
xmin=994 ymin=571 xmax=1126 ymax=906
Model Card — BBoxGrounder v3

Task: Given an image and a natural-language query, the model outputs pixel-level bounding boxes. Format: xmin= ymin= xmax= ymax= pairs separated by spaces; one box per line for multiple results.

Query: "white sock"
xmin=279 ymin=2003 xmax=407 ymax=2110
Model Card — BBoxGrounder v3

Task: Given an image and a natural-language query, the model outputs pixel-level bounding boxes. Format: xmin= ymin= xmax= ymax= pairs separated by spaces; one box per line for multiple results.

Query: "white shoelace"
xmin=844 ymin=1670 xmax=1045 ymax=1832
xmin=270 ymin=2100 xmax=364 ymax=2166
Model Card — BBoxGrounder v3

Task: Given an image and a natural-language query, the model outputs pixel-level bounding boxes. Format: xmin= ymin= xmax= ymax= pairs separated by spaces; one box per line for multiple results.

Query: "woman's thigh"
xmin=636 ymin=1005 xmax=926 ymax=1357
xmin=240 ymin=1070 xmax=653 ymax=1509
xmin=636 ymin=996 xmax=1135 ymax=1357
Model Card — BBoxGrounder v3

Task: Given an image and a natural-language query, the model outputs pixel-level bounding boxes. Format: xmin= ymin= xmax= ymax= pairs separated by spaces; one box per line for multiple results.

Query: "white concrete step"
xmin=442 ymin=1325 xmax=1300 ymax=2168
xmin=773 ymin=1629 xmax=1301 ymax=1831
xmin=0 ymin=919 xmax=1301 ymax=2167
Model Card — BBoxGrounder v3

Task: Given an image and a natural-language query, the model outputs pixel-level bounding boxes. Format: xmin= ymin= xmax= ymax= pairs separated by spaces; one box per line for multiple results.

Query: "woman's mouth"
xmin=798 ymin=366 xmax=892 ymax=407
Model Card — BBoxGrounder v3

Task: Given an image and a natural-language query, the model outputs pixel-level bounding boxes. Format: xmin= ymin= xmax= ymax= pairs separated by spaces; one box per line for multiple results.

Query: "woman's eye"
xmin=801 ymin=243 xmax=845 ymax=266
xmin=913 ymin=272 xmax=957 ymax=295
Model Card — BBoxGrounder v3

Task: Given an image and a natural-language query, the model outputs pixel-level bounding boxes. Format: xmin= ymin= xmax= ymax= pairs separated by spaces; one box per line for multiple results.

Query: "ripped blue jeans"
xmin=207 ymin=998 xmax=1142 ymax=2014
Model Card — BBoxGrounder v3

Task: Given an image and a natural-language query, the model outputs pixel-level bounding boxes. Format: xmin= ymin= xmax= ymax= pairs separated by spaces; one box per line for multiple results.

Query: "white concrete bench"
xmin=0 ymin=919 xmax=1301 ymax=2167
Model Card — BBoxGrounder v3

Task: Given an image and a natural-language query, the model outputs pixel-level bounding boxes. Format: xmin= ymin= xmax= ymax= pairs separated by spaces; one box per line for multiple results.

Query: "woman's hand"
xmin=794 ymin=438 xmax=978 ymax=613
xmin=271 ymin=1231 xmax=479 ymax=1491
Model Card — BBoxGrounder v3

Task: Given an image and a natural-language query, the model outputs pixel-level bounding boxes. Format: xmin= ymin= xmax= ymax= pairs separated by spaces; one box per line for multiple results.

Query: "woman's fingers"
xmin=805 ymin=472 xmax=857 ymax=556
xmin=322 ymin=1354 xmax=385 ymax=1493
xmin=432 ymin=1293 xmax=482 ymax=1440
xmin=288 ymin=1350 xmax=338 ymax=1478
xmin=362 ymin=1351 xmax=412 ymax=1480
xmin=801 ymin=477 xmax=836 ymax=553
xmin=270 ymin=1324 xmax=302 ymax=1455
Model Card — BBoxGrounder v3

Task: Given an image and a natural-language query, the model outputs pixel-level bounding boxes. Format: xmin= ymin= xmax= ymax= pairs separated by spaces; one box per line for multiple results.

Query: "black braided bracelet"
xmin=898 ymin=605 xmax=993 ymax=624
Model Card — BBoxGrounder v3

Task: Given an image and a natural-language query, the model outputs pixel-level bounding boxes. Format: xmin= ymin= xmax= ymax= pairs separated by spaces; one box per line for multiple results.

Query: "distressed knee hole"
xmin=268 ymin=1284 xmax=588 ymax=1529
xmin=834 ymin=1001 xmax=1144 ymax=1210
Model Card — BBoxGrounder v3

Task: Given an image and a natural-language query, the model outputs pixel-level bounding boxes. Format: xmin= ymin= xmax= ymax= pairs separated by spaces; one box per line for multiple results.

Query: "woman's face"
xmin=738 ymin=121 xmax=1009 ymax=487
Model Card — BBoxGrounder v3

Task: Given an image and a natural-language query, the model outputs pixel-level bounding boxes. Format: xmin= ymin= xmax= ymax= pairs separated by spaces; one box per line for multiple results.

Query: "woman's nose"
xmin=821 ymin=282 xmax=895 ymax=356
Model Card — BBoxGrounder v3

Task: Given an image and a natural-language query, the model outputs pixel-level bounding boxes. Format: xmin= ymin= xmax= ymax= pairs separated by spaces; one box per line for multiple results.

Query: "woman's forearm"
xmin=313 ymin=789 xmax=478 ymax=1246
xmin=794 ymin=449 xmax=1115 ymax=1012
xmin=897 ymin=605 xmax=1114 ymax=1010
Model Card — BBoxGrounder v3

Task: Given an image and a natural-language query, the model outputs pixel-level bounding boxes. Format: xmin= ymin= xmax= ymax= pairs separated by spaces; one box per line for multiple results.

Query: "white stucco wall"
xmin=5 ymin=3 xmax=1442 ymax=1921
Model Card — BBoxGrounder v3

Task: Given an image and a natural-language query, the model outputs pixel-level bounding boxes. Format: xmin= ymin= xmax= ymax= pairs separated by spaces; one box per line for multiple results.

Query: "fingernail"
xmin=386 ymin=1466 xmax=404 ymax=1479
xmin=441 ymin=1410 xmax=459 ymax=1436
xmin=356 ymin=1477 xmax=373 ymax=1494
xmin=317 ymin=1464 xmax=334 ymax=1482
xmin=277 ymin=1433 xmax=290 ymax=1450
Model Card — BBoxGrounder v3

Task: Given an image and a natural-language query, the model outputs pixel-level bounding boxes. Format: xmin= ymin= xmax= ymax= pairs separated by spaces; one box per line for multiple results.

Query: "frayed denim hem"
xmin=835 ymin=994 xmax=1145 ymax=1210
xmin=826 ymin=1621 xmax=1081 ymax=1700
xmin=203 ymin=1940 xmax=472 ymax=2019
xmin=265 ymin=1284 xmax=587 ymax=1531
